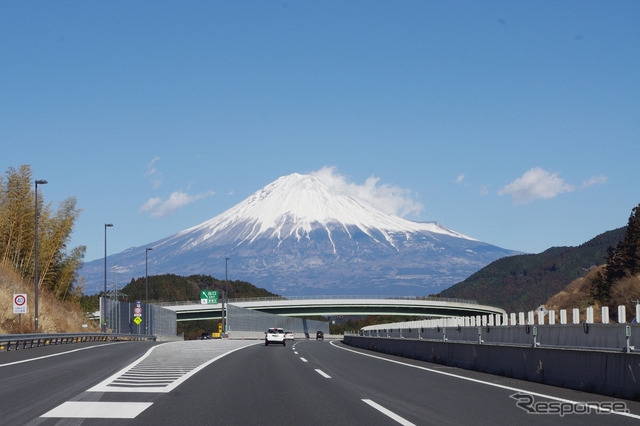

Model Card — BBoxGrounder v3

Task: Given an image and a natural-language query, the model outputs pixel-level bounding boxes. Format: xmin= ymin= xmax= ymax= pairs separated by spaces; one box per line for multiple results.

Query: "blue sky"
xmin=2 ymin=2 xmax=639 ymax=267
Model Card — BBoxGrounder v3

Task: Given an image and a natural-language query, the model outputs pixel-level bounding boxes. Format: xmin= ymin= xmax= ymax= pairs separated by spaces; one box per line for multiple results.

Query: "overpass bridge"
xmin=157 ymin=296 xmax=506 ymax=321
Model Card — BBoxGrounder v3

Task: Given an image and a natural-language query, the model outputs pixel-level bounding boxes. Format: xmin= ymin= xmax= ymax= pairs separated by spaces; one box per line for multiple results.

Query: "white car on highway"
xmin=265 ymin=328 xmax=286 ymax=346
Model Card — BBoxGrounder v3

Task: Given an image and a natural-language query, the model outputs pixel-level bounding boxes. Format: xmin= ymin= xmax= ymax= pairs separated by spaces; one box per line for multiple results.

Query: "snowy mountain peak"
xmin=81 ymin=172 xmax=517 ymax=296
xmin=180 ymin=172 xmax=475 ymax=247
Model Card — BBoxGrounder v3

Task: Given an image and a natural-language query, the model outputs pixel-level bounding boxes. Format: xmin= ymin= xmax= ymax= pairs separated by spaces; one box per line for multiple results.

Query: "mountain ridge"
xmin=80 ymin=173 xmax=517 ymax=296
xmin=439 ymin=227 xmax=626 ymax=312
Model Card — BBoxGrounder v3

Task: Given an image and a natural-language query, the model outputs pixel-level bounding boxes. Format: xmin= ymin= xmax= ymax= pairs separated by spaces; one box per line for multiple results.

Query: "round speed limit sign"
xmin=14 ymin=293 xmax=27 ymax=314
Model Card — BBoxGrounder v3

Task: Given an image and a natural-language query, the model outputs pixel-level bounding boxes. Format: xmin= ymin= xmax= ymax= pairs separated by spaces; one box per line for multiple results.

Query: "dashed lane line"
xmin=330 ymin=340 xmax=640 ymax=420
xmin=362 ymin=399 xmax=416 ymax=426
xmin=315 ymin=368 xmax=331 ymax=378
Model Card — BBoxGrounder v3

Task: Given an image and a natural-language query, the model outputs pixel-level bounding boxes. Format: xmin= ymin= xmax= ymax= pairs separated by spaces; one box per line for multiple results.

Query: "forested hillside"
xmin=121 ymin=273 xmax=279 ymax=303
xmin=439 ymin=227 xmax=626 ymax=312
xmin=546 ymin=203 xmax=640 ymax=322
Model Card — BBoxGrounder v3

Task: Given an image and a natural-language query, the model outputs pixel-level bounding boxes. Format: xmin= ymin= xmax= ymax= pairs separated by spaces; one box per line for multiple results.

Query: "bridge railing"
xmin=0 ymin=332 xmax=155 ymax=352
xmin=153 ymin=295 xmax=480 ymax=306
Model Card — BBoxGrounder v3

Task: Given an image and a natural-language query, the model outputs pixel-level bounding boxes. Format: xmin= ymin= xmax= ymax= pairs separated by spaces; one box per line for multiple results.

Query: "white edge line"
xmin=362 ymin=399 xmax=416 ymax=426
xmin=0 ymin=341 xmax=129 ymax=368
xmin=330 ymin=340 xmax=640 ymax=420
xmin=162 ymin=343 xmax=261 ymax=392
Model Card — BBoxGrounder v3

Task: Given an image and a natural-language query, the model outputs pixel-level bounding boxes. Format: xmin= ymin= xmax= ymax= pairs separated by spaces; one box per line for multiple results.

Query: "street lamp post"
xmin=225 ymin=257 xmax=229 ymax=334
xmin=34 ymin=179 xmax=47 ymax=333
xmin=145 ymin=247 xmax=153 ymax=334
xmin=103 ymin=223 xmax=113 ymax=332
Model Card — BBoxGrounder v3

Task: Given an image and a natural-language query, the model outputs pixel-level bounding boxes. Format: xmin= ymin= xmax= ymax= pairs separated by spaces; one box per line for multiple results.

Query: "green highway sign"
xmin=201 ymin=290 xmax=219 ymax=304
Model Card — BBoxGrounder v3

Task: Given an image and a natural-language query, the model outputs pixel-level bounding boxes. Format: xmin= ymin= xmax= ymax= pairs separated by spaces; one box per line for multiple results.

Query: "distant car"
xmin=199 ymin=333 xmax=211 ymax=340
xmin=316 ymin=331 xmax=324 ymax=340
xmin=265 ymin=328 xmax=286 ymax=346
xmin=284 ymin=331 xmax=295 ymax=340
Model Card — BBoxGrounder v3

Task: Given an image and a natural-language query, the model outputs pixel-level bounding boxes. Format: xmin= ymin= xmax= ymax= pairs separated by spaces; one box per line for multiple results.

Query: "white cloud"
xmin=140 ymin=197 xmax=162 ymax=212
xmin=581 ymin=175 xmax=607 ymax=188
xmin=310 ymin=166 xmax=423 ymax=217
xmin=144 ymin=157 xmax=162 ymax=189
xmin=140 ymin=190 xmax=215 ymax=218
xmin=499 ymin=167 xmax=608 ymax=205
xmin=498 ymin=167 xmax=574 ymax=205
xmin=455 ymin=174 xmax=465 ymax=184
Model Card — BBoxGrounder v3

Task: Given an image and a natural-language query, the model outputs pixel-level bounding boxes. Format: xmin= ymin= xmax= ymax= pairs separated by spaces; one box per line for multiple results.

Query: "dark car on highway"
xmin=316 ymin=331 xmax=324 ymax=340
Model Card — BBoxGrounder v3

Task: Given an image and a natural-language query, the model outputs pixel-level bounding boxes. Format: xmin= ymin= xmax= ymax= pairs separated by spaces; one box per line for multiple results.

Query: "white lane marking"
xmin=300 ymin=357 xmax=308 ymax=363
xmin=315 ymin=369 xmax=331 ymax=378
xmin=41 ymin=401 xmax=153 ymax=419
xmin=41 ymin=341 xmax=260 ymax=420
xmin=88 ymin=341 xmax=259 ymax=393
xmin=331 ymin=341 xmax=640 ymax=420
xmin=294 ymin=351 xmax=298 ymax=354
xmin=362 ymin=399 xmax=416 ymax=426
xmin=0 ymin=342 xmax=127 ymax=368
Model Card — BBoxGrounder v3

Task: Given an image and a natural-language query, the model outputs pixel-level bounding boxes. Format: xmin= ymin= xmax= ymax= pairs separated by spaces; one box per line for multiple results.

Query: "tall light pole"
xmin=34 ymin=179 xmax=47 ymax=333
xmin=225 ymin=257 xmax=229 ymax=334
xmin=145 ymin=247 xmax=153 ymax=334
xmin=103 ymin=223 xmax=113 ymax=332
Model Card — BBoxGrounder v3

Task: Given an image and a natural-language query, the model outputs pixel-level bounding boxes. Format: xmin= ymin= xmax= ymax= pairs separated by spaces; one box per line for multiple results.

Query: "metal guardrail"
xmin=154 ymin=295 xmax=480 ymax=306
xmin=0 ymin=333 xmax=156 ymax=352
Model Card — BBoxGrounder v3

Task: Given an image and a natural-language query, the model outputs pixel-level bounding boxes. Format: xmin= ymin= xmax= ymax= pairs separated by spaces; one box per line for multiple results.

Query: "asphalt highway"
xmin=1 ymin=338 xmax=639 ymax=425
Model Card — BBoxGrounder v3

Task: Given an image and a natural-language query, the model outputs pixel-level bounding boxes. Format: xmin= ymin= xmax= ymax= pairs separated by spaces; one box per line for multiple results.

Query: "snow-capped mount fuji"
xmin=177 ymin=173 xmax=473 ymax=252
xmin=81 ymin=173 xmax=518 ymax=296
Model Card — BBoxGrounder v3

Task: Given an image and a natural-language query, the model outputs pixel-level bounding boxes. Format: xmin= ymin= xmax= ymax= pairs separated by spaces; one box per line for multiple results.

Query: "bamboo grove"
xmin=0 ymin=165 xmax=85 ymax=301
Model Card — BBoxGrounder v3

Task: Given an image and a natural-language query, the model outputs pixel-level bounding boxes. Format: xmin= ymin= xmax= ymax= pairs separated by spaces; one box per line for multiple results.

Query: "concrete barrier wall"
xmin=344 ymin=335 xmax=640 ymax=401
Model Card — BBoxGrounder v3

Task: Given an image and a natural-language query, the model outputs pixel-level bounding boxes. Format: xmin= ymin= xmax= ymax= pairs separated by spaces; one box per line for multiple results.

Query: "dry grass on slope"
xmin=545 ymin=265 xmax=640 ymax=323
xmin=0 ymin=264 xmax=99 ymax=334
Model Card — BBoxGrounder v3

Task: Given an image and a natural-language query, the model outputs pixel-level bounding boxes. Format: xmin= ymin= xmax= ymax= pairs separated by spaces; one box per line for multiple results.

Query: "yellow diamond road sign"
xmin=134 ymin=316 xmax=142 ymax=325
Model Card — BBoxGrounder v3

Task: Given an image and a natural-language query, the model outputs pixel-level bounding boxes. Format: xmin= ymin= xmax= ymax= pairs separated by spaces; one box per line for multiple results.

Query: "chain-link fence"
xmin=102 ymin=298 xmax=176 ymax=337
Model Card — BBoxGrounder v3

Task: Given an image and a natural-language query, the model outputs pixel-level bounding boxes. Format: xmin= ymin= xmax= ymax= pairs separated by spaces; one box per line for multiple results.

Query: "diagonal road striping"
xmin=88 ymin=340 xmax=259 ymax=393
xmin=41 ymin=340 xmax=259 ymax=419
